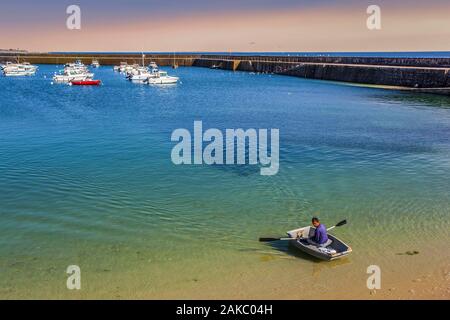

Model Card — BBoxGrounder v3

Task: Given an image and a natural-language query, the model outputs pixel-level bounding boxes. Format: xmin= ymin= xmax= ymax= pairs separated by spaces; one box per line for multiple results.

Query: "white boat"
xmin=2 ymin=62 xmax=19 ymax=72
xmin=114 ymin=62 xmax=128 ymax=72
xmin=4 ymin=70 xmax=29 ymax=77
xmin=129 ymin=72 xmax=151 ymax=82
xmin=120 ymin=63 xmax=135 ymax=74
xmin=53 ymin=71 xmax=92 ymax=83
xmin=21 ymin=62 xmax=38 ymax=75
xmin=125 ymin=64 xmax=142 ymax=76
xmin=127 ymin=66 xmax=155 ymax=82
xmin=53 ymin=60 xmax=93 ymax=83
xmin=119 ymin=65 xmax=128 ymax=73
xmin=149 ymin=61 xmax=158 ymax=70
xmin=4 ymin=70 xmax=28 ymax=77
xmin=130 ymin=75 xmax=151 ymax=82
xmin=146 ymin=71 xmax=179 ymax=84
xmin=125 ymin=54 xmax=161 ymax=83
xmin=3 ymin=63 xmax=21 ymax=75
xmin=2 ymin=62 xmax=37 ymax=76
xmin=91 ymin=60 xmax=100 ymax=68
xmin=65 ymin=60 xmax=85 ymax=69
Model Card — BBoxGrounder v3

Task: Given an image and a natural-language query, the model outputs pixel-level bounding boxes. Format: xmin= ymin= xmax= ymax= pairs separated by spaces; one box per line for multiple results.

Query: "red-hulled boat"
xmin=70 ymin=80 xmax=101 ymax=86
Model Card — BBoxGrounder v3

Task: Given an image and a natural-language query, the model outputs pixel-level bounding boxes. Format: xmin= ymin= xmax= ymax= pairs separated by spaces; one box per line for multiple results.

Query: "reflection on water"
xmin=376 ymin=92 xmax=450 ymax=109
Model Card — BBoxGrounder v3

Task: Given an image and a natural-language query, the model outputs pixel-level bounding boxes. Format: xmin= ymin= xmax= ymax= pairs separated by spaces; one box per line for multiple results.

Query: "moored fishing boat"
xmin=53 ymin=70 xmax=93 ymax=83
xmin=129 ymin=69 xmax=152 ymax=82
xmin=65 ymin=60 xmax=85 ymax=70
xmin=121 ymin=64 xmax=137 ymax=75
xmin=123 ymin=64 xmax=139 ymax=76
xmin=146 ymin=70 xmax=179 ymax=84
xmin=53 ymin=60 xmax=94 ymax=83
xmin=126 ymin=54 xmax=156 ymax=83
xmin=2 ymin=62 xmax=37 ymax=76
xmin=114 ymin=62 xmax=127 ymax=72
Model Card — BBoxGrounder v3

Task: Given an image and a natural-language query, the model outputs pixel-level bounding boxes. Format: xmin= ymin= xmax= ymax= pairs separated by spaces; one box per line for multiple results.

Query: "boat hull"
xmin=287 ymin=226 xmax=352 ymax=261
xmin=53 ymin=75 xmax=91 ymax=83
xmin=71 ymin=80 xmax=101 ymax=86
xmin=289 ymin=235 xmax=352 ymax=261
xmin=147 ymin=76 xmax=179 ymax=84
xmin=4 ymin=72 xmax=35 ymax=77
xmin=129 ymin=74 xmax=151 ymax=82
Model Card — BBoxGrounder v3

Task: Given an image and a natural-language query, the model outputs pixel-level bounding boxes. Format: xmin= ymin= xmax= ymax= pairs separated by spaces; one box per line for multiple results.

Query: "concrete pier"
xmin=2 ymin=52 xmax=450 ymax=95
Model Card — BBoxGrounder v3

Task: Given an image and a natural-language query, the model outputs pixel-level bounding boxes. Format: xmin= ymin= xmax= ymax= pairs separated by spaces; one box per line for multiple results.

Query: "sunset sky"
xmin=1 ymin=0 xmax=450 ymax=52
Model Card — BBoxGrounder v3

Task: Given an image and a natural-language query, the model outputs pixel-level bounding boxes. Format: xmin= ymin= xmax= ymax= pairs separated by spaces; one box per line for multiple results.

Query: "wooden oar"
xmin=259 ymin=219 xmax=347 ymax=242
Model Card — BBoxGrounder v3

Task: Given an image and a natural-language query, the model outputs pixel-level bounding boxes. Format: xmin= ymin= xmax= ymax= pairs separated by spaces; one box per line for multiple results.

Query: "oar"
xmin=259 ymin=237 xmax=295 ymax=242
xmin=259 ymin=219 xmax=347 ymax=242
xmin=325 ymin=219 xmax=347 ymax=231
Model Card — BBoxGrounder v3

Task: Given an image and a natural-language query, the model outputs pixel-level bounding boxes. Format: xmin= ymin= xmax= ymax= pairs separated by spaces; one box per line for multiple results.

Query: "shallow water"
xmin=0 ymin=66 xmax=449 ymax=298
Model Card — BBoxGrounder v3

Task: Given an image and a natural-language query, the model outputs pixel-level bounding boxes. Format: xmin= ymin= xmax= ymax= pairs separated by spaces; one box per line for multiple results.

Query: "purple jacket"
xmin=314 ymin=224 xmax=328 ymax=244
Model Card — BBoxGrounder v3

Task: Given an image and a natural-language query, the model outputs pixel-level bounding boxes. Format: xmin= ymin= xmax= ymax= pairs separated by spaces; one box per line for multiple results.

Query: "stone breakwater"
xmin=194 ymin=55 xmax=450 ymax=92
xmin=2 ymin=53 xmax=450 ymax=94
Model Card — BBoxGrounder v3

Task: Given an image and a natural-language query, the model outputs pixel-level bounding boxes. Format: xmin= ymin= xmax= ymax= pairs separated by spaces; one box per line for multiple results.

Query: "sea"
xmin=0 ymin=60 xmax=449 ymax=298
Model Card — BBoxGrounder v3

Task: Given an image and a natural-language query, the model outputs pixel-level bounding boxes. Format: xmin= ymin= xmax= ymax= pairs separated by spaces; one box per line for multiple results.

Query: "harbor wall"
xmin=193 ymin=57 xmax=450 ymax=89
xmin=199 ymin=55 xmax=450 ymax=68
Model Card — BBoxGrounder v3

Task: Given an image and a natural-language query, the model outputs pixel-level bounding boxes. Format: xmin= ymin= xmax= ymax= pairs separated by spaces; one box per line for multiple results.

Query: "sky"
xmin=1 ymin=0 xmax=450 ymax=52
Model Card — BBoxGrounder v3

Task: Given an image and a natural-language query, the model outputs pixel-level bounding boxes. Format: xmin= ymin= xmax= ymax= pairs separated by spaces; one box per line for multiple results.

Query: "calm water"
xmin=1 ymin=66 xmax=449 ymax=298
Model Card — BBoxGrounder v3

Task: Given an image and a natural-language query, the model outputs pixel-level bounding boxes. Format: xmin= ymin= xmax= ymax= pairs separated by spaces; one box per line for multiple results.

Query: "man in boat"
xmin=308 ymin=217 xmax=331 ymax=247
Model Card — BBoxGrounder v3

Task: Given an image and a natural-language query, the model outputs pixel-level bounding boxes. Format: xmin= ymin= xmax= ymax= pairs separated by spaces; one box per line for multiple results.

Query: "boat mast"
xmin=172 ymin=51 xmax=178 ymax=69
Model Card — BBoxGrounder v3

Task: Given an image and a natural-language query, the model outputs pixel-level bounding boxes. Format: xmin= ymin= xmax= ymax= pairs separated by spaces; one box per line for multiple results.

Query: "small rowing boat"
xmin=70 ymin=80 xmax=101 ymax=86
xmin=259 ymin=219 xmax=351 ymax=261
xmin=286 ymin=225 xmax=352 ymax=261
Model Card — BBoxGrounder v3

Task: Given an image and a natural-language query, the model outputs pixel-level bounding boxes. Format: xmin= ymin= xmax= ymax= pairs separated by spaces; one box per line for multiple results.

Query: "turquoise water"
xmin=0 ymin=66 xmax=449 ymax=298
